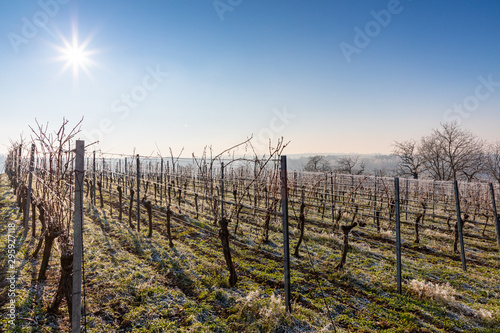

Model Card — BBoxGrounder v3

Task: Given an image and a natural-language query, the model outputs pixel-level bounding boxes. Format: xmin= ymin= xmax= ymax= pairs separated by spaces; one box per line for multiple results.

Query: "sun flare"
xmin=64 ymin=44 xmax=87 ymax=66
xmin=53 ymin=26 xmax=98 ymax=81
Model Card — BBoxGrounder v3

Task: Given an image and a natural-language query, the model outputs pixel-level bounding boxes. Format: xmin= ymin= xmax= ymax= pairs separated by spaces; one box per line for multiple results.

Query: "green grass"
xmin=1 ymin=173 xmax=500 ymax=332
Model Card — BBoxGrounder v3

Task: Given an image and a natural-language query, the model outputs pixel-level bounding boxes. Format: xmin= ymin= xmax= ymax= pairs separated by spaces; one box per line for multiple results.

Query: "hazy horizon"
xmin=0 ymin=152 xmax=398 ymax=175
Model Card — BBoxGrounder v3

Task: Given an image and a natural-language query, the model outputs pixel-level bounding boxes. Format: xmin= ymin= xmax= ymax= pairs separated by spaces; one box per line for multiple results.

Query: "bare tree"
xmin=335 ymin=155 xmax=365 ymax=175
xmin=392 ymin=139 xmax=424 ymax=179
xmin=462 ymin=150 xmax=487 ymax=181
xmin=420 ymin=132 xmax=449 ymax=180
xmin=487 ymin=141 xmax=500 ymax=183
xmin=304 ymin=155 xmax=331 ymax=172
xmin=419 ymin=122 xmax=485 ymax=181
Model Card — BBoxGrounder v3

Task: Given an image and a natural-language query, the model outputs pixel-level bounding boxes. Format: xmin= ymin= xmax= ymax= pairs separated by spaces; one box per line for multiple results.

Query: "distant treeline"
xmin=288 ymin=154 xmax=399 ymax=176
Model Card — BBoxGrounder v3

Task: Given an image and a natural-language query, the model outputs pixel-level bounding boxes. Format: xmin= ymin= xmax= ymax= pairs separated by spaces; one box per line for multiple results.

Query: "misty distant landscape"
xmin=287 ymin=153 xmax=399 ymax=175
xmin=0 ymin=155 xmax=5 ymax=173
xmin=0 ymin=152 xmax=396 ymax=175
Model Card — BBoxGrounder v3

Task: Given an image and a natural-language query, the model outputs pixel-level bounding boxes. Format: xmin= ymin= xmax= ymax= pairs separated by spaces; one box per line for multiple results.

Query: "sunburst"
xmin=53 ymin=23 xmax=98 ymax=81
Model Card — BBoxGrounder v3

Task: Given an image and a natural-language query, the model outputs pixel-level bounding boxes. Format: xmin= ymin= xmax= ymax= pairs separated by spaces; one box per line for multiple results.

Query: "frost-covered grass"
xmin=408 ymin=279 xmax=493 ymax=320
xmin=1 ymin=173 xmax=499 ymax=332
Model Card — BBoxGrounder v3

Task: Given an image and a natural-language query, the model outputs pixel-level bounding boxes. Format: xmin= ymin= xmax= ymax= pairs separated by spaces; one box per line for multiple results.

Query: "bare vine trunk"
xmin=142 ymin=198 xmax=153 ymax=238
xmin=415 ymin=213 xmax=422 ymax=244
xmin=97 ymin=181 xmax=104 ymax=208
xmin=31 ymin=203 xmax=46 ymax=258
xmin=178 ymin=189 xmax=182 ymax=212
xmin=85 ymin=179 xmax=90 ymax=198
xmin=294 ymin=203 xmax=306 ymax=257
xmin=219 ymin=218 xmax=237 ymax=287
xmin=414 ymin=203 xmax=427 ymax=244
xmin=166 ymin=206 xmax=174 ymax=247
xmin=38 ymin=224 xmax=59 ymax=281
xmin=234 ymin=204 xmax=243 ymax=235
xmin=482 ymin=214 xmax=489 ymax=236
xmin=335 ymin=222 xmax=357 ymax=270
xmin=194 ymin=193 xmax=199 ymax=219
xmin=335 ymin=206 xmax=358 ymax=270
xmin=128 ymin=188 xmax=135 ymax=228
xmin=263 ymin=207 xmax=272 ymax=243
xmin=117 ymin=185 xmax=123 ymax=221
xmin=49 ymin=251 xmax=73 ymax=317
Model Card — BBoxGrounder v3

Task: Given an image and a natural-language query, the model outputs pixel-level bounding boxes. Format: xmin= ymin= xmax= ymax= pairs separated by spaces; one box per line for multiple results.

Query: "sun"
xmin=57 ymin=35 xmax=95 ymax=80
xmin=62 ymin=41 xmax=90 ymax=71
xmin=63 ymin=43 xmax=87 ymax=66
xmin=53 ymin=25 xmax=98 ymax=81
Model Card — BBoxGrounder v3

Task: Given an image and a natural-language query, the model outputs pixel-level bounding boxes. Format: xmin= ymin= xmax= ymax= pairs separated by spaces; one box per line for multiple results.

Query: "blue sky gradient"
xmin=1 ymin=0 xmax=499 ymax=156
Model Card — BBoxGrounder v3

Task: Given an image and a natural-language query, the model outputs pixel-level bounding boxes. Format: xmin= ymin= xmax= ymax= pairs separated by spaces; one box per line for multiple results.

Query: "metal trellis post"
xmin=454 ymin=180 xmax=467 ymax=271
xmin=280 ymin=155 xmax=291 ymax=313
xmin=92 ymin=151 xmax=96 ymax=205
xmin=395 ymin=177 xmax=402 ymax=294
xmin=489 ymin=183 xmax=500 ymax=253
xmin=221 ymin=162 xmax=224 ymax=219
xmin=137 ymin=154 xmax=140 ymax=232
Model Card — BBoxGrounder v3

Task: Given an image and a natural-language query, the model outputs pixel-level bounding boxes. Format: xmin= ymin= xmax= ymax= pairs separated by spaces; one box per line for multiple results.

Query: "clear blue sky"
xmin=1 ymin=0 xmax=499 ymax=156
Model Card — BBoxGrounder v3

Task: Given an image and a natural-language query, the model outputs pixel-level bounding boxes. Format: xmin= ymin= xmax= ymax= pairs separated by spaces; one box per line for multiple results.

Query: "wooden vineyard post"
xmin=12 ymin=147 xmax=16 ymax=188
xmin=394 ymin=177 xmax=402 ymax=294
xmin=221 ymin=162 xmax=224 ymax=218
xmin=160 ymin=158 xmax=164 ymax=205
xmin=17 ymin=145 xmax=21 ymax=190
xmin=405 ymin=179 xmax=409 ymax=221
xmin=8 ymin=149 xmax=13 ymax=188
xmin=489 ymin=183 xmax=500 ymax=253
xmin=373 ymin=176 xmax=378 ymax=230
xmin=24 ymin=143 xmax=35 ymax=237
xmin=432 ymin=180 xmax=436 ymax=221
xmin=454 ymin=180 xmax=467 ymax=271
xmin=280 ymin=155 xmax=291 ymax=313
xmin=12 ymin=146 xmax=17 ymax=190
xmin=124 ymin=157 xmax=128 ymax=186
xmin=72 ymin=140 xmax=85 ymax=333
xmin=166 ymin=161 xmax=170 ymax=204
xmin=330 ymin=172 xmax=335 ymax=226
xmin=92 ymin=151 xmax=96 ymax=206
xmin=102 ymin=157 xmax=105 ymax=192
xmin=322 ymin=173 xmax=327 ymax=219
xmin=136 ymin=155 xmax=141 ymax=232
xmin=253 ymin=158 xmax=257 ymax=218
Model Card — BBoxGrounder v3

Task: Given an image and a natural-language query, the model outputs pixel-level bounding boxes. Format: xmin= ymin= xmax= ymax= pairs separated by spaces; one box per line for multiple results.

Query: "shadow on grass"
xmin=87 ymin=206 xmax=119 ymax=266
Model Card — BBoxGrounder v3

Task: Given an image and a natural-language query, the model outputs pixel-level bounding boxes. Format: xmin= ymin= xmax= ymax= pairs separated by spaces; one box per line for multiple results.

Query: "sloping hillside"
xmin=1 ymin=172 xmax=499 ymax=332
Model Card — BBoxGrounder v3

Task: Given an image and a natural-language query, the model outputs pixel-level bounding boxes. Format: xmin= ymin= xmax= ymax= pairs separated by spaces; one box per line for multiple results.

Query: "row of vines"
xmin=4 ymin=120 xmax=500 ymax=329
